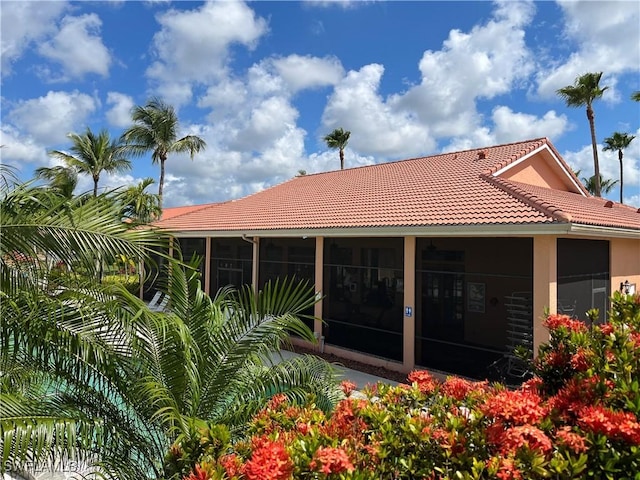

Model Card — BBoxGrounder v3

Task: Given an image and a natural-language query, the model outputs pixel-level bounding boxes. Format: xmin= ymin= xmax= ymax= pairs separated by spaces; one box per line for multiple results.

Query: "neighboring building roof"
xmin=155 ymin=137 xmax=640 ymax=235
xmin=161 ymin=202 xmax=220 ymax=221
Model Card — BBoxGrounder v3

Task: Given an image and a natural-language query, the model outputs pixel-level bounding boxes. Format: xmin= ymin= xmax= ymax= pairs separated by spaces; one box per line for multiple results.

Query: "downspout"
xmin=241 ymin=234 xmax=259 ymax=293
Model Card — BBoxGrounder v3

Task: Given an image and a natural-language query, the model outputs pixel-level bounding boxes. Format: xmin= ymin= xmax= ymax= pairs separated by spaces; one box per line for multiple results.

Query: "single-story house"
xmin=154 ymin=137 xmax=640 ymax=379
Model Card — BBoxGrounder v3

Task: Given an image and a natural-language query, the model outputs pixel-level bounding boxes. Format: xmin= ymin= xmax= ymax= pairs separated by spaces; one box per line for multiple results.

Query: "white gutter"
xmin=168 ymin=223 xmax=576 ymax=239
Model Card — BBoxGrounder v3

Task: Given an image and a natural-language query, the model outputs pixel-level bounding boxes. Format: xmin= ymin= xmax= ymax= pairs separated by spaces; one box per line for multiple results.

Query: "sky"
xmin=1 ymin=0 xmax=639 ymax=208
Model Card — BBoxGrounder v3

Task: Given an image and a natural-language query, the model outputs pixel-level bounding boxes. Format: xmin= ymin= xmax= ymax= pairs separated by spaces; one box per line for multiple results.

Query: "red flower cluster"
xmin=219 ymin=454 xmax=242 ymax=479
xmin=441 ymin=376 xmax=478 ymax=400
xmin=309 ymin=446 xmax=354 ymax=475
xmin=408 ymin=370 xmax=438 ymax=394
xmin=341 ymin=380 xmax=357 ymax=396
xmin=599 ymin=323 xmax=614 ymax=336
xmin=578 ymin=405 xmax=640 ymax=445
xmin=569 ymin=348 xmax=590 ymax=371
xmin=483 ymin=389 xmax=546 ymax=425
xmin=183 ymin=464 xmax=210 ymax=480
xmin=499 ymin=424 xmax=552 ymax=456
xmin=544 ymin=314 xmax=587 ymax=333
xmin=243 ymin=437 xmax=293 ymax=480
xmin=555 ymin=426 xmax=587 ymax=454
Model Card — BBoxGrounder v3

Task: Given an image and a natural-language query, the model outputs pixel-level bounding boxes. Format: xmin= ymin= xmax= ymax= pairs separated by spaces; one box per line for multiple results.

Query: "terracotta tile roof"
xmin=154 ymin=137 xmax=640 ymax=233
xmin=161 ymin=202 xmax=221 ymax=221
xmin=492 ymin=179 xmax=640 ymax=230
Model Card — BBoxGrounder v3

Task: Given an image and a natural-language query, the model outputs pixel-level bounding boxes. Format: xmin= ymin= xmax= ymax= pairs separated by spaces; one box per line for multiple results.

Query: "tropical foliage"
xmin=34 ymin=165 xmax=78 ymax=199
xmin=603 ymin=132 xmax=635 ymax=204
xmin=324 ymin=128 xmax=351 ymax=170
xmin=119 ymin=177 xmax=162 ymax=223
xmin=49 ymin=127 xmax=131 ymax=197
xmin=557 ymin=72 xmax=608 ymax=197
xmin=581 ymin=173 xmax=618 ymax=196
xmin=122 ymin=98 xmax=207 ymax=211
xmin=0 ymin=180 xmax=339 ymax=479
xmin=182 ymin=292 xmax=640 ymax=480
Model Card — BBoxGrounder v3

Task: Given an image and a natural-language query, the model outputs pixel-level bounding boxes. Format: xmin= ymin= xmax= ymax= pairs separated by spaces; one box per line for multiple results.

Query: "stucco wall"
xmin=611 ymin=237 xmax=640 ymax=295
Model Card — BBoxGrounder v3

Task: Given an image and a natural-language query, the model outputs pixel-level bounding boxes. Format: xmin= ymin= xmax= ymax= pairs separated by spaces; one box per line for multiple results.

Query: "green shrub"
xmin=180 ymin=292 xmax=640 ymax=479
xmin=102 ymin=274 xmax=140 ymax=295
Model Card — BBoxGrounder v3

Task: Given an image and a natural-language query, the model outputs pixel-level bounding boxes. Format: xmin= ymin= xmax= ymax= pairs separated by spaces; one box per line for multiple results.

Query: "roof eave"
xmin=167 ymin=223 xmax=575 ymax=238
xmin=567 ymin=224 xmax=640 ymax=239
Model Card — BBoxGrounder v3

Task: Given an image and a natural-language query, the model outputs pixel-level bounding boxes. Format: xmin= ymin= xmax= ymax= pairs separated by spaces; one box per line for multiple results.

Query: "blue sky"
xmin=2 ymin=0 xmax=639 ymax=207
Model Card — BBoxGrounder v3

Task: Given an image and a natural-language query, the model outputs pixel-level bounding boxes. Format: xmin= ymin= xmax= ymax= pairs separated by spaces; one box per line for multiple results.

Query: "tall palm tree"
xmin=581 ymin=173 xmax=618 ymax=196
xmin=122 ymin=98 xmax=206 ymax=211
xmin=0 ymin=181 xmax=339 ymax=479
xmin=34 ymin=165 xmax=78 ymax=199
xmin=120 ymin=177 xmax=162 ymax=224
xmin=49 ymin=128 xmax=131 ymax=197
xmin=324 ymin=128 xmax=351 ymax=170
xmin=557 ymin=72 xmax=608 ymax=197
xmin=603 ymin=132 xmax=635 ymax=204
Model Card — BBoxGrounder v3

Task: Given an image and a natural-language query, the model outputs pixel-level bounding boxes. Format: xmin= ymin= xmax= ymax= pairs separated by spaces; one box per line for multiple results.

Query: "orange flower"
xmin=555 ymin=426 xmax=587 ymax=454
xmin=341 ymin=380 xmax=357 ymax=396
xmin=499 ymin=425 xmax=552 ymax=456
xmin=483 ymin=389 xmax=546 ymax=425
xmin=219 ymin=454 xmax=242 ymax=479
xmin=544 ymin=314 xmax=587 ymax=333
xmin=441 ymin=376 xmax=475 ymax=400
xmin=183 ymin=464 xmax=210 ymax=480
xmin=408 ymin=370 xmax=439 ymax=394
xmin=309 ymin=446 xmax=354 ymax=475
xmin=243 ymin=438 xmax=293 ymax=480
xmin=578 ymin=405 xmax=640 ymax=445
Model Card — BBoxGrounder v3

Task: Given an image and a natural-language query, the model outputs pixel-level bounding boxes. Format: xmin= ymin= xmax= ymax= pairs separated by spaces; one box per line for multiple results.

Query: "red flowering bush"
xmin=179 ymin=292 xmax=640 ymax=479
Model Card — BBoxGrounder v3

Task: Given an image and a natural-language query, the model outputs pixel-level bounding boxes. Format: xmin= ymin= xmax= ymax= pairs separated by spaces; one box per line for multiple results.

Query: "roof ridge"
xmin=292 ymin=137 xmax=551 ymax=178
xmin=483 ymin=174 xmax=572 ymax=223
xmin=483 ymin=138 xmax=548 ymax=176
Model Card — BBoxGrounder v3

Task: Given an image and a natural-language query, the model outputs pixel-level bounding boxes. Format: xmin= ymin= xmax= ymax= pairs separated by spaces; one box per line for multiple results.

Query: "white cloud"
xmin=146 ymin=0 xmax=268 ymax=105
xmin=536 ymin=0 xmax=640 ymax=98
xmin=0 ymin=125 xmax=48 ymax=167
xmin=491 ymin=106 xmax=569 ymax=144
xmin=0 ymin=1 xmax=67 ymax=76
xmin=322 ymin=64 xmax=435 ymax=159
xmin=7 ymin=90 xmax=98 ymax=145
xmin=270 ymin=54 xmax=344 ymax=93
xmin=106 ymin=92 xmax=135 ymax=128
xmin=37 ymin=14 xmax=112 ymax=80
xmin=395 ymin=0 xmax=536 ymax=137
xmin=560 ymin=127 xmax=640 ymax=206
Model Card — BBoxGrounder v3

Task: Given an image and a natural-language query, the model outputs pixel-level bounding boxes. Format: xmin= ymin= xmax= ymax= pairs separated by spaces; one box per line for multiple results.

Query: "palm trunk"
xmin=158 ymin=158 xmax=165 ymax=211
xmin=93 ymin=178 xmax=99 ymax=197
xmin=339 ymin=149 xmax=345 ymax=170
xmin=619 ymin=150 xmax=624 ymax=204
xmin=586 ymin=105 xmax=601 ymax=197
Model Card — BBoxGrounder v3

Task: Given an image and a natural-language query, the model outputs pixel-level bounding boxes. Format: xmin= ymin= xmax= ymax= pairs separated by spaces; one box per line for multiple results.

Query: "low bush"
xmin=176 ymin=292 xmax=640 ymax=479
xmin=102 ymin=273 xmax=140 ymax=295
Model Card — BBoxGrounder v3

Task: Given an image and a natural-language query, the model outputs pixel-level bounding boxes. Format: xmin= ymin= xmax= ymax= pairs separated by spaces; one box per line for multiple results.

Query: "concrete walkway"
xmin=276 ymin=349 xmax=399 ymax=390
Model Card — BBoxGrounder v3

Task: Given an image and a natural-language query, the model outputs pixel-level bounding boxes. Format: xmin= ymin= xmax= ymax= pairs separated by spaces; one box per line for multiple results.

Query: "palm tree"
xmin=581 ymin=173 xmax=618 ymax=196
xmin=324 ymin=127 xmax=351 ymax=170
xmin=34 ymin=165 xmax=78 ymax=199
xmin=49 ymin=128 xmax=131 ymax=197
xmin=122 ymin=98 xmax=206 ymax=211
xmin=0 ymin=181 xmax=339 ymax=479
xmin=557 ymin=72 xmax=608 ymax=197
xmin=632 ymin=91 xmax=640 ymax=102
xmin=603 ymin=132 xmax=635 ymax=204
xmin=120 ymin=177 xmax=162 ymax=223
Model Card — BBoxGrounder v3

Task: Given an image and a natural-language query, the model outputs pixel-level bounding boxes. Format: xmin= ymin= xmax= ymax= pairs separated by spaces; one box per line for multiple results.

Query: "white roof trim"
xmin=492 ymin=144 xmax=586 ymax=197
